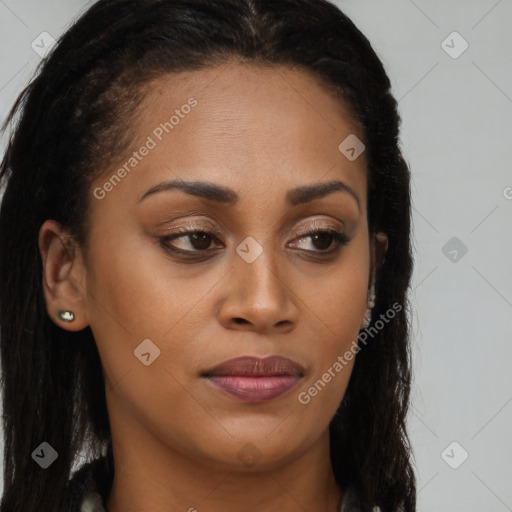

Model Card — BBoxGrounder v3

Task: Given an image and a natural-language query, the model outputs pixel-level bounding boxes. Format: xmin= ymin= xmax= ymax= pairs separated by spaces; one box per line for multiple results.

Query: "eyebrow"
xmin=138 ymin=178 xmax=360 ymax=211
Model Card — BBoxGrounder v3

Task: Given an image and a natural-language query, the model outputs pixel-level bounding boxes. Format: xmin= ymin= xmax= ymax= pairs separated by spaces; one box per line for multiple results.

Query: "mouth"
xmin=201 ymin=355 xmax=305 ymax=404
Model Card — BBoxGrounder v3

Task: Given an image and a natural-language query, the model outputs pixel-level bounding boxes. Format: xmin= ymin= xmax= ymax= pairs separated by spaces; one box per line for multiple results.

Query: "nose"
xmin=216 ymin=242 xmax=299 ymax=335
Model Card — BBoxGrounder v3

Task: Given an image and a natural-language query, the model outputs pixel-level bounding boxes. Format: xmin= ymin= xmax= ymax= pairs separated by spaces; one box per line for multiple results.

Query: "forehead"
xmin=93 ymin=61 xmax=367 ymax=211
xmin=139 ymin=61 xmax=363 ymax=147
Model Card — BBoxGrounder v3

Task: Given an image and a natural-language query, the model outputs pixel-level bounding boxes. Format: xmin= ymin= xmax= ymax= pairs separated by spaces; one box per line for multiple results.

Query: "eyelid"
xmin=161 ymin=216 xmax=346 ymax=238
xmin=162 ymin=218 xmax=223 ymax=236
xmin=158 ymin=217 xmax=350 ymax=256
xmin=286 ymin=217 xmax=345 ymax=239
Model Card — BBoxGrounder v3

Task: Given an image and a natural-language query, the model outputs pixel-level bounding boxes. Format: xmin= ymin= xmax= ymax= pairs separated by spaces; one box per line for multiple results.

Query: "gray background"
xmin=1 ymin=1 xmax=511 ymax=510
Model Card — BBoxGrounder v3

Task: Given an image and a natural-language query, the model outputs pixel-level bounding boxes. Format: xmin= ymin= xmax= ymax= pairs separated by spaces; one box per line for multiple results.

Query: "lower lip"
xmin=204 ymin=375 xmax=301 ymax=403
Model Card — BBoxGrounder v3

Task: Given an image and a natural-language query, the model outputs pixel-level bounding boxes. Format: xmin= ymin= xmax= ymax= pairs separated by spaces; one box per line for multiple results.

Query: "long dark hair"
xmin=0 ymin=1 xmax=415 ymax=510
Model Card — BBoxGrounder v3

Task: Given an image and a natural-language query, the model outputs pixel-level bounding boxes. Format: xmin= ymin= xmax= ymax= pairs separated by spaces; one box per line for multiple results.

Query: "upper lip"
xmin=201 ymin=355 xmax=305 ymax=377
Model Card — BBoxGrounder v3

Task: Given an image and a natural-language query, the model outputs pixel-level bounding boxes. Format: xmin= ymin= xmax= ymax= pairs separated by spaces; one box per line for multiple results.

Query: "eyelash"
xmin=158 ymin=227 xmax=351 ymax=258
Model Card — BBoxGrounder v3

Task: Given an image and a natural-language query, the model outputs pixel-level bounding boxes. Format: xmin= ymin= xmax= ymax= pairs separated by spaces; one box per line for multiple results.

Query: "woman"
xmin=0 ymin=0 xmax=415 ymax=511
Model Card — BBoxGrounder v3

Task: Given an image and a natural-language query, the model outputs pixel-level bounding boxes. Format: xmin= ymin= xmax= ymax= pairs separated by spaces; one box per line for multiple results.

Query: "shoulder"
xmin=60 ymin=456 xmax=113 ymax=512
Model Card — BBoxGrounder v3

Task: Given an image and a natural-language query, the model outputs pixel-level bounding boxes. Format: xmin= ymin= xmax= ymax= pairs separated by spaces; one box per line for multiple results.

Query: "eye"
xmin=158 ymin=226 xmax=351 ymax=258
xmin=159 ymin=229 xmax=221 ymax=254
xmin=288 ymin=228 xmax=351 ymax=254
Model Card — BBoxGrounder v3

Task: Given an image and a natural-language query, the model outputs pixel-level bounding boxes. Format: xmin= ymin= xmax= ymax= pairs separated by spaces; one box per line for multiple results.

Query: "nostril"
xmin=234 ymin=318 xmax=247 ymax=324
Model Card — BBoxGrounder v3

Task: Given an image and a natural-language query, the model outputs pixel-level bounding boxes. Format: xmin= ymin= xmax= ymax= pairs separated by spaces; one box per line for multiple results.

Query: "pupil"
xmin=191 ymin=233 xmax=211 ymax=250
xmin=313 ymin=233 xmax=332 ymax=250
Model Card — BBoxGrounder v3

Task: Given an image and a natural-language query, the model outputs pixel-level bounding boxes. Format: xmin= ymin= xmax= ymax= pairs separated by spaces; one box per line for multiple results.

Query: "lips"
xmin=201 ymin=355 xmax=304 ymax=403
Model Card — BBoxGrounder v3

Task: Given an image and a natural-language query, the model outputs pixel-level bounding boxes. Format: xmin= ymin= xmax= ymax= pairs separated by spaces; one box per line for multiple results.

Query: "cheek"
xmin=292 ymin=247 xmax=369 ymax=413
xmin=83 ymin=230 xmax=226 ymax=396
xmin=84 ymin=227 xmax=216 ymax=336
xmin=296 ymin=298 xmax=360 ymax=408
xmin=300 ymin=251 xmax=369 ymax=344
xmin=297 ymin=359 xmax=354 ymax=420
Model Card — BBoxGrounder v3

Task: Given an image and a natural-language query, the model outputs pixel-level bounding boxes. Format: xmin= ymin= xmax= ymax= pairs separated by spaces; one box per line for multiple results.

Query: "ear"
xmin=360 ymin=232 xmax=388 ymax=329
xmin=373 ymin=232 xmax=388 ymax=272
xmin=368 ymin=231 xmax=388 ymax=287
xmin=38 ymin=220 xmax=89 ymax=332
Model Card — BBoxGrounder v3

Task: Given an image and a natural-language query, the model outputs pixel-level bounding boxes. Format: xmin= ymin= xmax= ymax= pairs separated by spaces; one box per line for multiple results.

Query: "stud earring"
xmin=57 ymin=310 xmax=75 ymax=322
xmin=361 ymin=270 xmax=376 ymax=329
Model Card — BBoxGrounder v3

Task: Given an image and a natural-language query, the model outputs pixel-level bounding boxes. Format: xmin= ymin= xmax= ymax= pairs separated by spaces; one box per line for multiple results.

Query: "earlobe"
xmin=38 ymin=220 xmax=89 ymax=332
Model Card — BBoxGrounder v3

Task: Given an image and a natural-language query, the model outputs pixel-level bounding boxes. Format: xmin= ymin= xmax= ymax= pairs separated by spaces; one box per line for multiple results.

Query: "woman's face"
xmin=47 ymin=62 xmax=384 ymax=471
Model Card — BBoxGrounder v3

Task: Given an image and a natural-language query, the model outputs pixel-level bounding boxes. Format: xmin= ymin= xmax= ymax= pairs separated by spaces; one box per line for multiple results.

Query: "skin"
xmin=39 ymin=62 xmax=387 ymax=512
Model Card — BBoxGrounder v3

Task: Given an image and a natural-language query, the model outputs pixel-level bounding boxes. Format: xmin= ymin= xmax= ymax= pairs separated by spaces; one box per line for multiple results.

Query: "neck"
xmin=105 ymin=419 xmax=343 ymax=512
